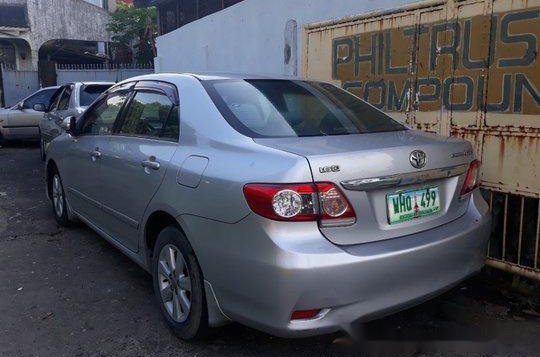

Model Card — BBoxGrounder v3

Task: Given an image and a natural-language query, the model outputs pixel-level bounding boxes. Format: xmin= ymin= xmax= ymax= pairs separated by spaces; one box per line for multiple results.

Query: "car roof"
xmin=113 ymin=73 xmax=333 ymax=92
xmin=120 ymin=72 xmax=311 ymax=82
xmin=185 ymin=72 xmax=302 ymax=81
xmin=60 ymin=81 xmax=115 ymax=86
xmin=77 ymin=81 xmax=115 ymax=86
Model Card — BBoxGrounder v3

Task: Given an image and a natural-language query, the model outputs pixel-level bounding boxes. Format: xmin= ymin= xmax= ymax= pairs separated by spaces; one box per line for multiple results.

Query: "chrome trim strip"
xmin=67 ymin=187 xmax=101 ymax=208
xmin=101 ymin=203 xmax=139 ymax=229
xmin=67 ymin=187 xmax=138 ymax=228
xmin=450 ymin=149 xmax=473 ymax=158
xmin=341 ymin=164 xmax=468 ymax=191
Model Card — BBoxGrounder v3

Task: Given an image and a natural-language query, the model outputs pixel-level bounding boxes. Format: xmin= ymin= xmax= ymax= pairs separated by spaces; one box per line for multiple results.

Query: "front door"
xmin=6 ymin=108 xmax=41 ymax=138
xmin=98 ymin=86 xmax=180 ymax=252
xmin=6 ymin=88 xmax=56 ymax=139
xmin=63 ymin=91 xmax=130 ymax=225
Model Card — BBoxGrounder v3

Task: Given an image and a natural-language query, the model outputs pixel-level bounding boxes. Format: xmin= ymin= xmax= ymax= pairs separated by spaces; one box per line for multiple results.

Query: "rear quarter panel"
xmin=144 ymin=76 xmax=313 ymax=225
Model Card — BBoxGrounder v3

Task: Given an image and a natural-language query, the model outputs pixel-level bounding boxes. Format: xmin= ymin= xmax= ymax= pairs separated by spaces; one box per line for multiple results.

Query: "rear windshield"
xmin=203 ymin=79 xmax=405 ymax=138
xmin=80 ymin=84 xmax=113 ymax=107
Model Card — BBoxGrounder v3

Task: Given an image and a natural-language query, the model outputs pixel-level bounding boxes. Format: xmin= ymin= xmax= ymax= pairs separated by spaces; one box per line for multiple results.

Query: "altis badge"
xmin=319 ymin=165 xmax=340 ymax=173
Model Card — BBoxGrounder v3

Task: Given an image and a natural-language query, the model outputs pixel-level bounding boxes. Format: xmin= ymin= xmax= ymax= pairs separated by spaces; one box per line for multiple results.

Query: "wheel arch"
xmin=143 ymin=209 xmax=231 ymax=327
xmin=144 ymin=210 xmax=187 ymax=266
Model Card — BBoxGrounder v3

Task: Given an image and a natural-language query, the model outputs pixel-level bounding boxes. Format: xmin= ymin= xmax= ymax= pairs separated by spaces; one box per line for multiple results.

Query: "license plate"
xmin=386 ymin=186 xmax=441 ymax=225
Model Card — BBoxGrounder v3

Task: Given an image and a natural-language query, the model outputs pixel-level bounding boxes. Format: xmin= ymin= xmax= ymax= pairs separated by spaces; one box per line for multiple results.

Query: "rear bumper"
xmin=182 ymin=190 xmax=491 ymax=338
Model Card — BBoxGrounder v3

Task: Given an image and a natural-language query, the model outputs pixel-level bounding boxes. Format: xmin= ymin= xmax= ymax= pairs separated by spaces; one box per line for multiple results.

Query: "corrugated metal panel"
xmin=303 ymin=0 xmax=539 ymax=278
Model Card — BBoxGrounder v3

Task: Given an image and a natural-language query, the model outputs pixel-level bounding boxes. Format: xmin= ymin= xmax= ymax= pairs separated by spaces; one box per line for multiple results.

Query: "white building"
xmin=142 ymin=0 xmax=413 ymax=75
xmin=0 ymin=0 xmax=112 ymax=71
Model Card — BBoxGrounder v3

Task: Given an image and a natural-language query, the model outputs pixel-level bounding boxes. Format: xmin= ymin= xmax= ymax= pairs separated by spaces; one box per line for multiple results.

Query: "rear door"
xmin=97 ymin=81 xmax=180 ymax=252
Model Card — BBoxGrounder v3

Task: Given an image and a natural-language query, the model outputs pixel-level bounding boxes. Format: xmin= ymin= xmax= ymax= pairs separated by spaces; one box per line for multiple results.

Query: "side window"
xmin=57 ymin=85 xmax=73 ymax=110
xmin=47 ymin=88 xmax=64 ymax=112
xmin=80 ymin=93 xmax=128 ymax=135
xmin=119 ymin=91 xmax=175 ymax=139
xmin=23 ymin=88 xmax=56 ymax=109
xmin=162 ymin=106 xmax=179 ymax=140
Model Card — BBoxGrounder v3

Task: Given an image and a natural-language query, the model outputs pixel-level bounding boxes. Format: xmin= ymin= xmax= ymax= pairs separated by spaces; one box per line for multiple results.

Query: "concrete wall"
xmin=0 ymin=0 xmax=112 ymax=70
xmin=154 ymin=0 xmax=413 ymax=75
xmin=82 ymin=0 xmax=103 ymax=7
xmin=82 ymin=0 xmax=117 ymax=11
xmin=27 ymin=0 xmax=111 ymax=50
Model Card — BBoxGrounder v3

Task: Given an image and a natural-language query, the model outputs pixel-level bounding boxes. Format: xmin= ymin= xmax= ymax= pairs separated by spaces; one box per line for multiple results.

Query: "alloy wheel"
xmin=158 ymin=244 xmax=192 ymax=323
xmin=52 ymin=174 xmax=64 ymax=218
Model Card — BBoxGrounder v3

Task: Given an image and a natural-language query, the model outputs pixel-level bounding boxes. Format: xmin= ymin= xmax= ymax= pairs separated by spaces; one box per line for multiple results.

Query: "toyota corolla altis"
xmin=44 ymin=73 xmax=491 ymax=339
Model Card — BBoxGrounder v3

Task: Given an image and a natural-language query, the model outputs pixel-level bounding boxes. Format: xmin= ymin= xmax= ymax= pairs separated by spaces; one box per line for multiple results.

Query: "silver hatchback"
xmin=45 ymin=73 xmax=491 ymax=340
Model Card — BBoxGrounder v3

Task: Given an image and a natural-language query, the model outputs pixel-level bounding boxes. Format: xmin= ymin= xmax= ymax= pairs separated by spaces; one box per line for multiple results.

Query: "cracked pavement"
xmin=0 ymin=143 xmax=538 ymax=357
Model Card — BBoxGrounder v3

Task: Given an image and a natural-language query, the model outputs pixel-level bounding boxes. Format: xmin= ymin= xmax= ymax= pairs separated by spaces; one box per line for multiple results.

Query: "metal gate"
xmin=303 ymin=0 xmax=539 ymax=280
xmin=55 ymin=63 xmax=154 ymax=86
xmin=0 ymin=64 xmax=39 ymax=108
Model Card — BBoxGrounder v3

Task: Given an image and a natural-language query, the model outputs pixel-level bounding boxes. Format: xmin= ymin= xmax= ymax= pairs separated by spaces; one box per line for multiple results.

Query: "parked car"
xmin=0 ymin=86 xmax=59 ymax=144
xmin=44 ymin=73 xmax=491 ymax=340
xmin=38 ymin=81 xmax=113 ymax=160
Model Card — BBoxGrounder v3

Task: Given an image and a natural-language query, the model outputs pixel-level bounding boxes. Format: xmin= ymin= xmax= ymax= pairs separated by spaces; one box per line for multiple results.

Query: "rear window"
xmin=80 ymin=84 xmax=113 ymax=107
xmin=203 ymin=79 xmax=405 ymax=138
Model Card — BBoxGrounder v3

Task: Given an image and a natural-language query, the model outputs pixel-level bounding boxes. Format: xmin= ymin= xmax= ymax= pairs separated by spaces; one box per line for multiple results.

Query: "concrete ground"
xmin=0 ymin=143 xmax=538 ymax=357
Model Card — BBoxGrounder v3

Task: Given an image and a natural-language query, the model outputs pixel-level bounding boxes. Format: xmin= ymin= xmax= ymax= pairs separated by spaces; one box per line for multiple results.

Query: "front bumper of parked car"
xmin=182 ymin=189 xmax=491 ymax=338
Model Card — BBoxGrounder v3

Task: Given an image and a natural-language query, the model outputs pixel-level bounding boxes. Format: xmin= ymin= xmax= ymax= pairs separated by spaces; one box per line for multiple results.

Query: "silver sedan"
xmin=0 ymin=86 xmax=59 ymax=144
xmin=38 ymin=81 xmax=113 ymax=160
xmin=44 ymin=73 xmax=491 ymax=340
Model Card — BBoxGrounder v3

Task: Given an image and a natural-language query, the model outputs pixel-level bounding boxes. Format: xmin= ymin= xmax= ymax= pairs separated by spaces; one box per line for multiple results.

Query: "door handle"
xmin=90 ymin=149 xmax=101 ymax=161
xmin=142 ymin=160 xmax=160 ymax=170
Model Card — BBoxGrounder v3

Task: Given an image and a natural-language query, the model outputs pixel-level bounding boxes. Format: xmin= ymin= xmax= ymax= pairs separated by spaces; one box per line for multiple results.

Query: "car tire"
xmin=39 ymin=138 xmax=46 ymax=161
xmin=152 ymin=226 xmax=209 ymax=341
xmin=49 ymin=168 xmax=71 ymax=227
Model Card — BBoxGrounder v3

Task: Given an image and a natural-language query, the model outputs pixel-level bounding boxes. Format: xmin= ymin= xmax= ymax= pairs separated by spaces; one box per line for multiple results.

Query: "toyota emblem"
xmin=409 ymin=150 xmax=427 ymax=169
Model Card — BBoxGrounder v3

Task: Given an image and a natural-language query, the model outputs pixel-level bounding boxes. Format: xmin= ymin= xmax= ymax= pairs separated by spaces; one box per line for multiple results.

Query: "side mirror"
xmin=17 ymin=102 xmax=24 ymax=110
xmin=61 ymin=116 xmax=76 ymax=134
xmin=33 ymin=103 xmax=47 ymax=112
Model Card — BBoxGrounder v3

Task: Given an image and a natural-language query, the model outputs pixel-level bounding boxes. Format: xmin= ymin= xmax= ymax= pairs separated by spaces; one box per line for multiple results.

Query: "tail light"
xmin=243 ymin=182 xmax=355 ymax=225
xmin=460 ymin=160 xmax=480 ymax=196
xmin=291 ymin=309 xmax=321 ymax=320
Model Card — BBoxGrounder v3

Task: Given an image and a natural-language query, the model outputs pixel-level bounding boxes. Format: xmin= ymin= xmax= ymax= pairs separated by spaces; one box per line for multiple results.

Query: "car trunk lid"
xmin=254 ymin=130 xmax=475 ymax=245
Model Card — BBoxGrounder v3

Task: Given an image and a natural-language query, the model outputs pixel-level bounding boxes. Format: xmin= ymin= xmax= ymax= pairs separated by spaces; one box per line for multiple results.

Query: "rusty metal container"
xmin=303 ymin=0 xmax=539 ymax=279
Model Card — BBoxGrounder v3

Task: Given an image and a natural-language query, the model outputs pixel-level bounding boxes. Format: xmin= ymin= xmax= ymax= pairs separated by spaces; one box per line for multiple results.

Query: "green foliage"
xmin=107 ymin=3 xmax=158 ymax=64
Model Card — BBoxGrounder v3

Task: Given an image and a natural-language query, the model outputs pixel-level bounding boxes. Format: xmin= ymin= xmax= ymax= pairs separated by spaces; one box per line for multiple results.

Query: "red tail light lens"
xmin=460 ymin=160 xmax=480 ymax=196
xmin=291 ymin=309 xmax=321 ymax=320
xmin=243 ymin=183 xmax=319 ymax=221
xmin=243 ymin=182 xmax=355 ymax=224
xmin=316 ymin=182 xmax=356 ymax=225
